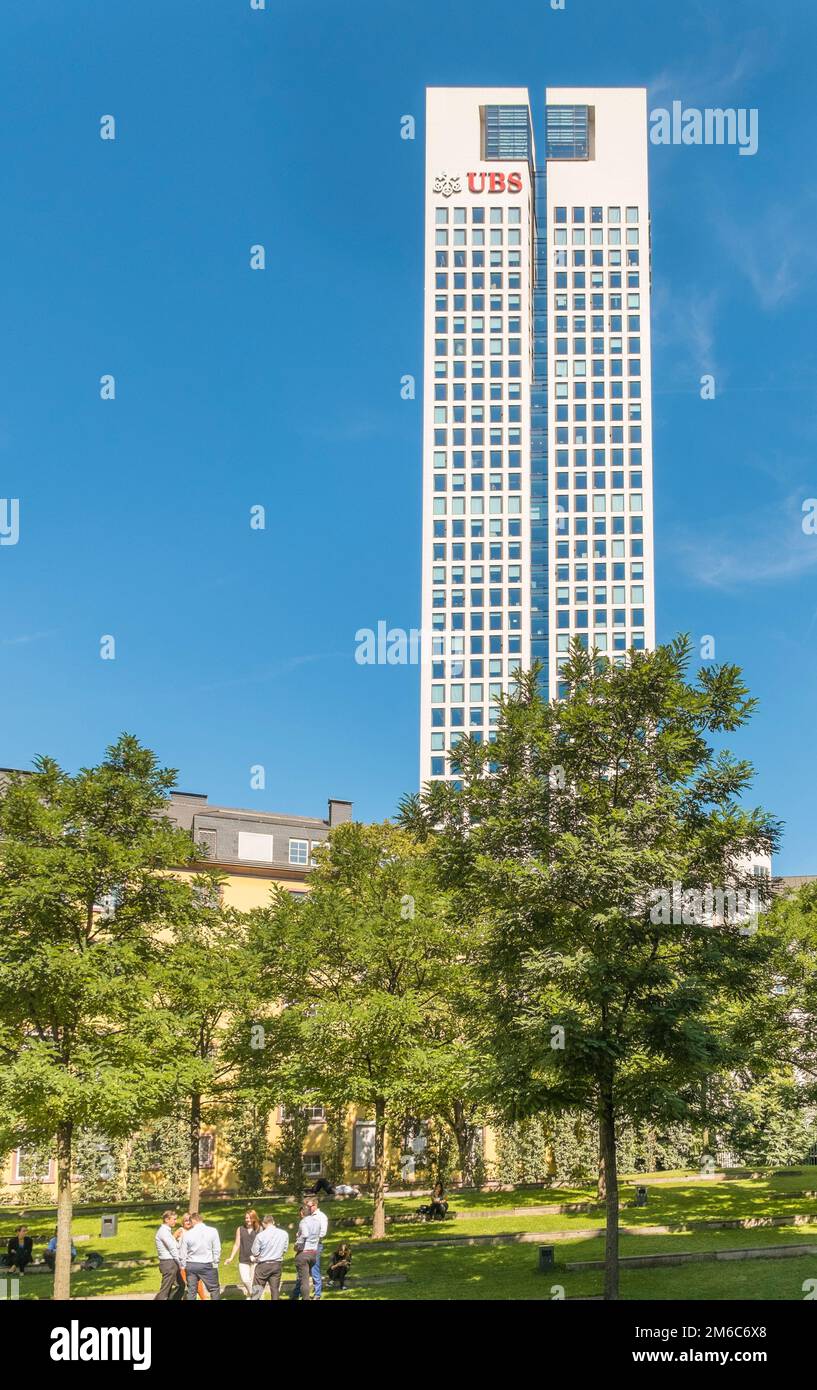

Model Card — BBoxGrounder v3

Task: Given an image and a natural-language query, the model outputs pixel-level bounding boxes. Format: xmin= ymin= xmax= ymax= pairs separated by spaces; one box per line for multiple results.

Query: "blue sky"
xmin=1 ymin=0 xmax=815 ymax=872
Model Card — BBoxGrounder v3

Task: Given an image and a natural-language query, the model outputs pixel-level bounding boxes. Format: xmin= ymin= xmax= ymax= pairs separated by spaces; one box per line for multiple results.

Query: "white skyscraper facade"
xmin=420 ymin=87 xmax=656 ymax=785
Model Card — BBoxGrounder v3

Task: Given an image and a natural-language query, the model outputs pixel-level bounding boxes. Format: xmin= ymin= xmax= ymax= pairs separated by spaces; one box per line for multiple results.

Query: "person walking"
xmin=154 ymin=1209 xmax=184 ymax=1300
xmin=291 ymin=1202 xmax=321 ymax=1301
xmin=224 ymin=1209 xmax=261 ymax=1298
xmin=178 ymin=1211 xmax=222 ymax=1301
xmin=249 ymin=1216 xmax=289 ymax=1301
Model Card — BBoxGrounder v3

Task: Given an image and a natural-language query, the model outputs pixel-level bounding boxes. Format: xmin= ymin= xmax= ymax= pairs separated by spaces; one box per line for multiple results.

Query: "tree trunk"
xmin=371 ymin=1097 xmax=387 ymax=1239
xmin=599 ymin=1093 xmax=619 ymax=1300
xmin=53 ymin=1121 xmax=74 ymax=1301
xmin=597 ymin=1130 xmax=606 ymax=1202
xmin=452 ymin=1099 xmax=472 ymax=1183
xmin=189 ymin=1093 xmax=201 ymax=1213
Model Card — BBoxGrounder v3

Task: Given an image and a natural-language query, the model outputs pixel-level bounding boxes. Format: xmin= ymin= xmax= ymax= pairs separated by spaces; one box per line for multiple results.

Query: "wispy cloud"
xmin=652 ymin=283 xmax=720 ymax=388
xmin=195 ymin=651 xmax=346 ymax=695
xmin=0 ymin=630 xmax=55 ymax=648
xmin=300 ymin=410 xmax=395 ymax=443
xmin=712 ymin=201 xmax=817 ymax=311
xmin=648 ymin=14 xmax=782 ymax=110
xmin=649 ymin=44 xmax=761 ymax=110
xmin=671 ymin=491 xmax=817 ymax=589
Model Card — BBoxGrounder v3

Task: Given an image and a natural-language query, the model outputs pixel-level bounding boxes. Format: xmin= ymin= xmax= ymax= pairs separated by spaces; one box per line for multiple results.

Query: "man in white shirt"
xmin=310 ymin=1198 xmax=329 ymax=1301
xmin=154 ymin=1209 xmax=183 ymax=1301
xmin=178 ymin=1211 xmax=222 ymax=1300
xmin=249 ymin=1215 xmax=289 ymax=1301
xmin=292 ymin=1202 xmax=322 ymax=1301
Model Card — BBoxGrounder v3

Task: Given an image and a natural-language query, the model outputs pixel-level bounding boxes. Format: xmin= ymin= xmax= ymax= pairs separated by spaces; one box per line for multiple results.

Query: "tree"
xmin=271 ymin=1103 xmax=311 ymax=1195
xmin=226 ymin=981 xmax=320 ymax=1198
xmin=222 ymin=1094 xmax=272 ymax=1194
xmin=247 ymin=823 xmax=462 ymax=1237
xmin=714 ymin=1071 xmax=815 ymax=1166
xmin=150 ymin=875 xmax=252 ymax=1211
xmin=764 ymin=881 xmax=817 ymax=1107
xmin=0 ymin=736 xmax=197 ymax=1299
xmin=402 ymin=1035 xmax=487 ymax=1185
xmin=402 ymin=638 xmax=785 ymax=1298
xmin=123 ymin=1112 xmax=191 ymax=1202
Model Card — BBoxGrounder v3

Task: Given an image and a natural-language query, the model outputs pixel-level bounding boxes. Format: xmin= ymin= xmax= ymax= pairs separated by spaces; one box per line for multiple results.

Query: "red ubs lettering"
xmin=466 ymin=171 xmax=523 ymax=194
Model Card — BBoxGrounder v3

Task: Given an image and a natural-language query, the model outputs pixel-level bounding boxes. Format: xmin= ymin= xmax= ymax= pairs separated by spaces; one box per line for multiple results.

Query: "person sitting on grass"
xmin=429 ymin=1182 xmax=449 ymax=1219
xmin=327 ymin=1242 xmax=352 ymax=1290
xmin=417 ymin=1182 xmax=449 ymax=1221
xmin=6 ymin=1226 xmax=33 ymax=1274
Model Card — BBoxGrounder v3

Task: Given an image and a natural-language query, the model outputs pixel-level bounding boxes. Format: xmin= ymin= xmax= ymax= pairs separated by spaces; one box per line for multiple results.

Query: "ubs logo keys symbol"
xmin=432 ymin=172 xmax=461 ymax=198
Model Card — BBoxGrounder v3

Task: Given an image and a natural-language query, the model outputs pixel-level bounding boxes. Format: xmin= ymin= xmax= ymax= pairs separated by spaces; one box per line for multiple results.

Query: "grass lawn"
xmin=4 ymin=1169 xmax=817 ymax=1301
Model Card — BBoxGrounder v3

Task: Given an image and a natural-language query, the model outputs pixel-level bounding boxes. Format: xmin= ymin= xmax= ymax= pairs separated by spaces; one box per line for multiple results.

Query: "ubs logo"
xmin=433 ymin=171 xmax=523 ymax=196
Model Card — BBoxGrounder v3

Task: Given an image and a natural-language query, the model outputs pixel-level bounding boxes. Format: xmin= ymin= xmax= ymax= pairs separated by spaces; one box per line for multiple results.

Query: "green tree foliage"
xmin=402 ymin=638 xmax=786 ymax=1298
xmin=222 ymin=1096 xmax=272 ymax=1195
xmin=149 ymin=876 xmax=254 ymax=1211
xmin=715 ymin=1073 xmax=816 ymax=1167
xmin=240 ymin=823 xmax=464 ymax=1237
xmin=271 ymin=1105 xmax=310 ymax=1195
xmin=321 ymin=1102 xmax=349 ymax=1187
xmin=764 ymin=881 xmax=817 ymax=1105
xmin=123 ymin=1113 xmax=191 ymax=1203
xmin=0 ymin=736 xmax=199 ymax=1299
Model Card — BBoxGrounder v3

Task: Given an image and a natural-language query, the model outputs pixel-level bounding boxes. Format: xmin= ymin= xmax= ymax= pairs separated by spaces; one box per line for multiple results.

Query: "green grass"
xmin=5 ymin=1169 xmax=817 ymax=1301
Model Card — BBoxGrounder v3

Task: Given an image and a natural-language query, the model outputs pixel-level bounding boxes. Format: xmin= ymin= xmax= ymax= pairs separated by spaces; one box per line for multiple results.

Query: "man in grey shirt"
xmin=250 ymin=1215 xmax=289 ymax=1301
xmin=154 ymin=1208 xmax=183 ymax=1301
xmin=178 ymin=1211 xmax=222 ymax=1300
xmin=293 ymin=1203 xmax=322 ymax=1301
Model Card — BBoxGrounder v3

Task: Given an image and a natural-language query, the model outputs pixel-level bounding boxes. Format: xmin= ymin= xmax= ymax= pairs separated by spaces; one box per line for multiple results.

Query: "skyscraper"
xmin=420 ymin=88 xmax=656 ymax=785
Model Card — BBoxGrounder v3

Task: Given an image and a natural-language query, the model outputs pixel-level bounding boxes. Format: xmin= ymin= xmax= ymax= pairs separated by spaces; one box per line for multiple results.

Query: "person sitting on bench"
xmin=6 ymin=1226 xmax=33 ymax=1273
xmin=43 ymin=1229 xmax=77 ymax=1271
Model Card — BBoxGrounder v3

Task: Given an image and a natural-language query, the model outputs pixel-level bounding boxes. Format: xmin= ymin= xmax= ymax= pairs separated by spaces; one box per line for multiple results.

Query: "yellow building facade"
xmin=2 ymin=788 xmax=488 ymax=1200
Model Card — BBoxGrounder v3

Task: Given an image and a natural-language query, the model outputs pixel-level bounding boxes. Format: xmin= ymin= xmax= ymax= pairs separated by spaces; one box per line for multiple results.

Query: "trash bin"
xmin=635 ymin=1186 xmax=648 ymax=1207
xmin=538 ymin=1245 xmax=555 ymax=1271
xmin=100 ymin=1214 xmax=118 ymax=1238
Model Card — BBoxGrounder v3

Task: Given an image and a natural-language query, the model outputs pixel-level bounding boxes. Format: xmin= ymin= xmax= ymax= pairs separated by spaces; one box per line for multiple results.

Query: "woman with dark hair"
xmin=327 ymin=1242 xmax=352 ymax=1290
xmin=225 ymin=1209 xmax=262 ymax=1298
xmin=6 ymin=1226 xmax=33 ymax=1274
xmin=429 ymin=1183 xmax=449 ymax=1219
xmin=418 ymin=1183 xmax=449 ymax=1221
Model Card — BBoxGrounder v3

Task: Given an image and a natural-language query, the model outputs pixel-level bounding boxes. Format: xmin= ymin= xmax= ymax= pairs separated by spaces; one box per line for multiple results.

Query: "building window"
xmin=353 ymin=1121 xmax=376 ymax=1171
xmin=288 ymin=839 xmax=309 ymax=866
xmin=192 ymin=878 xmax=222 ymax=909
xmin=198 ymin=1134 xmax=215 ymax=1171
xmin=302 ymin=1154 xmax=322 ymax=1178
xmin=546 ymin=105 xmax=592 ymax=160
xmin=237 ymin=831 xmax=274 ymax=863
xmin=482 ymin=104 xmax=532 ymax=160
xmin=195 ymin=829 xmax=218 ymax=861
xmin=12 ymin=1147 xmax=55 ymax=1184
